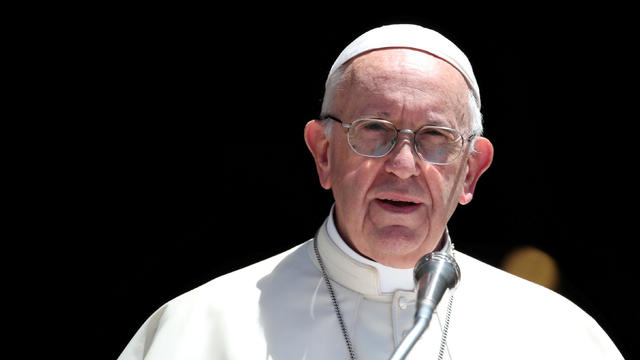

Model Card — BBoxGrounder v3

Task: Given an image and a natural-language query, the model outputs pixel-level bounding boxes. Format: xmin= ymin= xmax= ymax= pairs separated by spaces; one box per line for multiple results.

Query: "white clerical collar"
xmin=326 ymin=206 xmax=416 ymax=293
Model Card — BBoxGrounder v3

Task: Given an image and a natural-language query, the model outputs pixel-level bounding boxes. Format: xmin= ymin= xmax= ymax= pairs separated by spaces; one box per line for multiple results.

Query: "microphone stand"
xmin=388 ymin=305 xmax=435 ymax=360
xmin=389 ymin=252 xmax=460 ymax=360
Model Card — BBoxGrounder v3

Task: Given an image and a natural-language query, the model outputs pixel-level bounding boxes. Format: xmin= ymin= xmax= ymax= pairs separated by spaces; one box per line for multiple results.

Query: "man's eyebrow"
xmin=374 ymin=111 xmax=392 ymax=119
xmin=423 ymin=118 xmax=452 ymax=127
xmin=368 ymin=112 xmax=452 ymax=127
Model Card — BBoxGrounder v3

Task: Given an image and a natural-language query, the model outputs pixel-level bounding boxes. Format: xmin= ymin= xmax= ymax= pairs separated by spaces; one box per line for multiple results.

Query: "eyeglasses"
xmin=324 ymin=115 xmax=475 ymax=165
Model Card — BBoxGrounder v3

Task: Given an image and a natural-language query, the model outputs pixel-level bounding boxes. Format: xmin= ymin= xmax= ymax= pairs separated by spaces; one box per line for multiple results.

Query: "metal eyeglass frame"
xmin=323 ymin=115 xmax=475 ymax=165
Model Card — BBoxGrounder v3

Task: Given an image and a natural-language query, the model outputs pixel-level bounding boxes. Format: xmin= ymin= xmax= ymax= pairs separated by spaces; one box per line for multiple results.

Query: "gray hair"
xmin=468 ymin=89 xmax=483 ymax=137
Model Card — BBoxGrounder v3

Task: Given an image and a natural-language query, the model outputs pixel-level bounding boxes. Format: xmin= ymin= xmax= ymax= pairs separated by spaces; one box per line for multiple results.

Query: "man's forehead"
xmin=340 ymin=51 xmax=468 ymax=109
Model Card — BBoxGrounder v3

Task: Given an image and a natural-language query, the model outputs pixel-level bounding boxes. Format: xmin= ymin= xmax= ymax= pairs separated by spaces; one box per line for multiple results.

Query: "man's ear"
xmin=304 ymin=120 xmax=332 ymax=189
xmin=459 ymin=137 xmax=494 ymax=205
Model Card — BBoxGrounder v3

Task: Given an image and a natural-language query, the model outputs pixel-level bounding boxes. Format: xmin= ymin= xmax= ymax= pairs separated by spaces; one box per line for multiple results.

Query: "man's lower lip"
xmin=375 ymin=199 xmax=421 ymax=213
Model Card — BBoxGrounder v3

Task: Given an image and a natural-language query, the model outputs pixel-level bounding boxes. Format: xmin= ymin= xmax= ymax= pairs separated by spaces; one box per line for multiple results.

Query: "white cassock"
xmin=118 ymin=211 xmax=624 ymax=360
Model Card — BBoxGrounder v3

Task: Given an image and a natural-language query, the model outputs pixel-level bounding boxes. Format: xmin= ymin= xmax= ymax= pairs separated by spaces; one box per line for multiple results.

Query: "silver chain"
xmin=437 ymin=293 xmax=454 ymax=360
xmin=313 ymin=236 xmax=357 ymax=360
xmin=313 ymin=236 xmax=454 ymax=360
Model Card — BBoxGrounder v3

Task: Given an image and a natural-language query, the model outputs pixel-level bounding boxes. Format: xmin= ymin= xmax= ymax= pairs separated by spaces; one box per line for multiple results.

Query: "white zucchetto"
xmin=327 ymin=24 xmax=481 ymax=108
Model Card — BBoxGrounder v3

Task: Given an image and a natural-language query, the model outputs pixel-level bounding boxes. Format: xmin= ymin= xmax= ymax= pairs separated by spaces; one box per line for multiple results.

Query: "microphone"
xmin=414 ymin=252 xmax=460 ymax=321
xmin=389 ymin=252 xmax=460 ymax=360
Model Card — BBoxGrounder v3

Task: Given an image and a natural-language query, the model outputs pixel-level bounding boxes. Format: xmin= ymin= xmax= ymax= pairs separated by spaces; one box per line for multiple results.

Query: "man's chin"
xmin=364 ymin=225 xmax=446 ymax=267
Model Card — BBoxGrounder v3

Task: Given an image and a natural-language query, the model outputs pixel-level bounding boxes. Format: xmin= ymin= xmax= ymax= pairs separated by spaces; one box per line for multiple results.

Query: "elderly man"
xmin=118 ymin=24 xmax=624 ymax=359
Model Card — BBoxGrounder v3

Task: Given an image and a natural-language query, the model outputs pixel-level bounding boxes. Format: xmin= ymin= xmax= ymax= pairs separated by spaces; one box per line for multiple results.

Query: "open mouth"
xmin=379 ymin=199 xmax=418 ymax=207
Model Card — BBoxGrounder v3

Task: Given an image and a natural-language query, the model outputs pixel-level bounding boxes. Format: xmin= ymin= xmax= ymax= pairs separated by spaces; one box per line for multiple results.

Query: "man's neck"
xmin=326 ymin=206 xmax=415 ymax=293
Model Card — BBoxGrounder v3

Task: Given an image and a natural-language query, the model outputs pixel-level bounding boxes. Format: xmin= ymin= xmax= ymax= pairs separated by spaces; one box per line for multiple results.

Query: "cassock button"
xmin=398 ymin=296 xmax=410 ymax=310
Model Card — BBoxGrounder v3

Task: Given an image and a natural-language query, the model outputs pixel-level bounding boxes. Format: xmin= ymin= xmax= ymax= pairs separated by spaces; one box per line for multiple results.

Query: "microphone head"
xmin=414 ymin=252 xmax=461 ymax=287
xmin=414 ymin=252 xmax=461 ymax=306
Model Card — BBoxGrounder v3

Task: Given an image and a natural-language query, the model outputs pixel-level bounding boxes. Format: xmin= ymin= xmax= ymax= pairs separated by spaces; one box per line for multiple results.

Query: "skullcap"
xmin=327 ymin=24 xmax=480 ymax=108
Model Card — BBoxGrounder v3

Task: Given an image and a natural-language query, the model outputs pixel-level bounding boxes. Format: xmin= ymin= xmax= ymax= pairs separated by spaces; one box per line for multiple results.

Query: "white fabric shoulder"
xmin=117 ymin=243 xmax=305 ymax=360
xmin=450 ymin=252 xmax=624 ymax=360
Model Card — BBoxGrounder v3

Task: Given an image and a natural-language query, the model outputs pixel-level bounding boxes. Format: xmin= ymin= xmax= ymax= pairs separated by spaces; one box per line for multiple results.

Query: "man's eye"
xmin=422 ymin=129 xmax=447 ymax=137
xmin=362 ymin=123 xmax=388 ymax=131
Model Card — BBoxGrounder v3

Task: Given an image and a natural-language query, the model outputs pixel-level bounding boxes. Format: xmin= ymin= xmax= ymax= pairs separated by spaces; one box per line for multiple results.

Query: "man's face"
xmin=307 ymin=49 xmax=491 ymax=268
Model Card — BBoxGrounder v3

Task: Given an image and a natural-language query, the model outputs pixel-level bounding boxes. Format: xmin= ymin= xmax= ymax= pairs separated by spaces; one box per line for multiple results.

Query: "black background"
xmin=22 ymin=6 xmax=636 ymax=360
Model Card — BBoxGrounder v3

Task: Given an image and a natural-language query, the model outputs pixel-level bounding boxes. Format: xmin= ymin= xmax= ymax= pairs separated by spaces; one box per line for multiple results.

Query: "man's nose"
xmin=384 ymin=133 xmax=421 ymax=179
